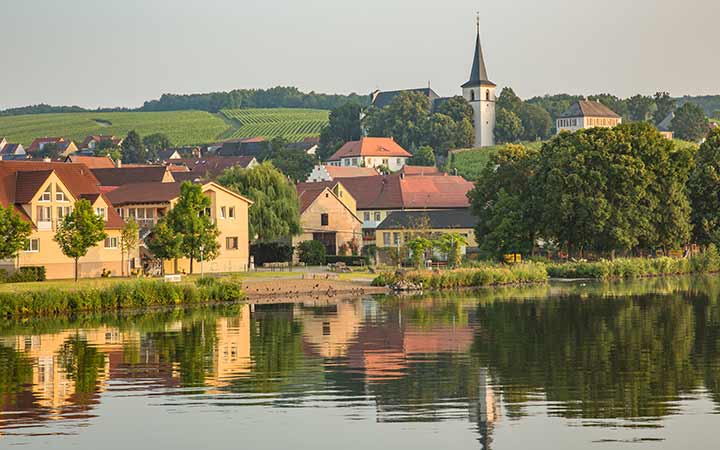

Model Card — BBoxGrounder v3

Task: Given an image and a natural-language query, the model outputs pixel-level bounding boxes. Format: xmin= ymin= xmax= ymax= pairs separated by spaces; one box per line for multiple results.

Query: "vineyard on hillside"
xmin=222 ymin=108 xmax=328 ymax=141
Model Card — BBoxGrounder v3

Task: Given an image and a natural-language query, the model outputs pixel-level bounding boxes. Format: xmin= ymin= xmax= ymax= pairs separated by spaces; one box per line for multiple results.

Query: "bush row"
xmin=0 ymin=267 xmax=46 ymax=283
xmin=0 ymin=278 xmax=245 ymax=318
xmin=372 ymin=262 xmax=549 ymax=289
xmin=547 ymin=249 xmax=720 ymax=280
xmin=325 ymin=255 xmax=369 ymax=266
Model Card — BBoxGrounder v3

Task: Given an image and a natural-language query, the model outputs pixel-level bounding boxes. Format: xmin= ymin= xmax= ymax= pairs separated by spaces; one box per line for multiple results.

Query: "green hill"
xmin=448 ymin=142 xmax=543 ymax=181
xmin=0 ymin=111 xmax=228 ymax=147
xmin=221 ymin=108 xmax=329 ymax=141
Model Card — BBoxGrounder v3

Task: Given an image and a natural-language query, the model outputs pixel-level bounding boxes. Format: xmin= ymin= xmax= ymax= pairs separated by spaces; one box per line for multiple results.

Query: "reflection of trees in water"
xmin=472 ymin=291 xmax=720 ymax=419
xmin=148 ymin=319 xmax=218 ymax=386
xmin=58 ymin=336 xmax=106 ymax=402
xmin=0 ymin=345 xmax=33 ymax=409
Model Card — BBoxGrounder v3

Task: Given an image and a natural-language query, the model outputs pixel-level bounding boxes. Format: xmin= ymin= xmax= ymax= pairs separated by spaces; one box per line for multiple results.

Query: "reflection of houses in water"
xmin=205 ymin=305 xmax=252 ymax=388
xmin=470 ymin=368 xmax=499 ymax=450
xmin=297 ymin=300 xmax=364 ymax=358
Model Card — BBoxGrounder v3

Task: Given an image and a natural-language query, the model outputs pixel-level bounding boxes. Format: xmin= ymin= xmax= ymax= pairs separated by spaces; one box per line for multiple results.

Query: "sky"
xmin=0 ymin=0 xmax=717 ymax=109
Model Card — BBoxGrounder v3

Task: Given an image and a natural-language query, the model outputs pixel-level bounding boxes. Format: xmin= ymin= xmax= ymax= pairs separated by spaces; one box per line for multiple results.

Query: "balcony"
xmin=37 ymin=221 xmax=52 ymax=231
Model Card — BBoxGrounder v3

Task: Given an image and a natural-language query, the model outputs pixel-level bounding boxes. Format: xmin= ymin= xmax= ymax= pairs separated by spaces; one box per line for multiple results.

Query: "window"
xmin=104 ymin=237 xmax=118 ymax=249
xmin=220 ymin=206 xmax=226 ymax=219
xmin=55 ymin=188 xmax=68 ymax=202
xmin=383 ymin=232 xmax=391 ymax=246
xmin=396 ymin=158 xmax=402 ymax=165
xmin=228 ymin=207 xmax=236 ymax=219
xmin=321 ymin=213 xmax=329 ymax=226
xmin=57 ymin=206 xmax=71 ymax=223
xmin=393 ymin=232 xmax=401 ymax=245
xmin=374 ymin=212 xmax=381 ymax=222
xmin=363 ymin=212 xmax=370 ymax=221
xmin=24 ymin=239 xmax=40 ymax=252
xmin=382 ymin=158 xmax=389 ymax=166
xmin=486 ymin=89 xmax=490 ymax=101
xmin=37 ymin=206 xmax=52 ymax=222
xmin=470 ymin=90 xmax=475 ymax=101
xmin=226 ymin=237 xmax=239 ymax=250
xmin=95 ymin=207 xmax=107 ymax=219
xmin=40 ymin=186 xmax=51 ymax=202
xmin=323 ymin=322 xmax=331 ymax=336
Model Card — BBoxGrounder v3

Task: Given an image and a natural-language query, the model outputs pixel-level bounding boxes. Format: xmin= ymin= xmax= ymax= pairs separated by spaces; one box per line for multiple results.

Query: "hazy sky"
xmin=0 ymin=0 xmax=717 ymax=109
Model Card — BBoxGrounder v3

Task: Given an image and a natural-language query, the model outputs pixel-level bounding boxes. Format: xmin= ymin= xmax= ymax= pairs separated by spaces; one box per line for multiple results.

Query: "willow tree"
xmin=217 ymin=162 xmax=301 ymax=242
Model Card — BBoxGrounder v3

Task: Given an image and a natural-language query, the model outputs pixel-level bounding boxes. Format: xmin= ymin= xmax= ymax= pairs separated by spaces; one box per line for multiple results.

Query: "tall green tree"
xmin=120 ymin=218 xmax=139 ymax=277
xmin=0 ymin=204 xmax=32 ymax=260
xmin=143 ymin=133 xmax=172 ymax=160
xmin=318 ymin=103 xmax=364 ymax=161
xmin=121 ymin=130 xmax=144 ymax=163
xmin=146 ymin=219 xmax=183 ymax=275
xmin=407 ymin=145 xmax=436 ymax=166
xmin=37 ymin=143 xmax=62 ymax=160
xmin=435 ymin=96 xmax=473 ymax=123
xmin=433 ymin=233 xmax=468 ymax=268
xmin=689 ymin=128 xmax=720 ymax=246
xmin=365 ymin=91 xmax=431 ymax=150
xmin=653 ymin=92 xmax=675 ymax=124
xmin=271 ymin=147 xmax=317 ymax=182
xmin=625 ymin=94 xmax=655 ymax=122
xmin=495 ymin=108 xmax=524 ymax=143
xmin=217 ymin=162 xmax=301 ymax=242
xmin=518 ymin=103 xmax=552 ymax=141
xmin=497 ymin=87 xmax=523 ymax=113
xmin=166 ymin=182 xmax=220 ymax=274
xmin=54 ymin=199 xmax=107 ymax=281
xmin=673 ymin=103 xmax=709 ymax=142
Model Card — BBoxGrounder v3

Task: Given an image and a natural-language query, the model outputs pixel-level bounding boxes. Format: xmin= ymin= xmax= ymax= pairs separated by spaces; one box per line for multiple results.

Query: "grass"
xmin=221 ymin=108 xmax=328 ymax=141
xmin=448 ymin=141 xmax=543 ymax=181
xmin=0 ymin=111 xmax=229 ymax=147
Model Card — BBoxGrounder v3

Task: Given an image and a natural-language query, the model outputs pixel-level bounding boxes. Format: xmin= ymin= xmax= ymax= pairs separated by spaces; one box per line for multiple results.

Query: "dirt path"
xmin=242 ymin=278 xmax=388 ymax=303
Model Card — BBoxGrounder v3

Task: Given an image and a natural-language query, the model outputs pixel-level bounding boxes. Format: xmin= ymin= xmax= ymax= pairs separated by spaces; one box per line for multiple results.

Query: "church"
xmin=370 ymin=19 xmax=496 ymax=148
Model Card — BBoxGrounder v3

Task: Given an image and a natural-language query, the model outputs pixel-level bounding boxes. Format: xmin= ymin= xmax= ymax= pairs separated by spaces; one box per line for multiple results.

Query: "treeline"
xmin=140 ymin=86 xmax=369 ymax=112
xmin=470 ymin=124 xmax=720 ymax=259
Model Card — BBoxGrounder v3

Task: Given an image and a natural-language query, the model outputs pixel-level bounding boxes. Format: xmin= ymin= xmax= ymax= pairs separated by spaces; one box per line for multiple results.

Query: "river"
xmin=0 ymin=277 xmax=718 ymax=449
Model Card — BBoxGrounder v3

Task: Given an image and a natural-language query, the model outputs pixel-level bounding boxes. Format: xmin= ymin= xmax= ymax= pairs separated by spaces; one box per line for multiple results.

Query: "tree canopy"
xmin=407 ymin=145 xmax=436 ymax=167
xmin=689 ymin=128 xmax=720 ymax=246
xmin=673 ymin=103 xmax=709 ymax=142
xmin=0 ymin=204 xmax=32 ymax=260
xmin=318 ymin=103 xmax=363 ymax=161
xmin=121 ymin=130 xmax=145 ymax=163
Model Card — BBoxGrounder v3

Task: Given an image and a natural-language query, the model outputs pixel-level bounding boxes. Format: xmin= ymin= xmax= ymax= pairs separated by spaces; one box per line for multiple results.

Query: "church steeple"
xmin=462 ymin=14 xmax=495 ymax=88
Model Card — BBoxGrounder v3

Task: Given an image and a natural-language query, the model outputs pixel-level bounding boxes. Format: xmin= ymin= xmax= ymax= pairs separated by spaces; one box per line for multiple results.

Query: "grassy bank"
xmin=372 ymin=263 xmax=548 ymax=289
xmin=0 ymin=278 xmax=244 ymax=318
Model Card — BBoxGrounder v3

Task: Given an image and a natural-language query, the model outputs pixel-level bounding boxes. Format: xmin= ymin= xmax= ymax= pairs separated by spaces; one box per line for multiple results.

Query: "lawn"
xmin=448 ymin=141 xmax=543 ymax=181
xmin=0 ymin=111 xmax=230 ymax=147
xmin=221 ymin=108 xmax=328 ymax=141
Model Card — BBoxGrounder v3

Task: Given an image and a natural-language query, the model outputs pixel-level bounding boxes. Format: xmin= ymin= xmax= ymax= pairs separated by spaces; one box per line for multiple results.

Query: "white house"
xmin=556 ymin=100 xmax=622 ymax=134
xmin=326 ymin=137 xmax=411 ymax=172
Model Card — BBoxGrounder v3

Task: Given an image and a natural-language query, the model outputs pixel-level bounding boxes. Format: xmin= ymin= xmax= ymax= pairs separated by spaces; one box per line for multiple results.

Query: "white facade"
xmin=556 ymin=116 xmax=622 ymax=134
xmin=328 ymin=156 xmax=408 ymax=172
xmin=463 ymin=84 xmax=496 ymax=147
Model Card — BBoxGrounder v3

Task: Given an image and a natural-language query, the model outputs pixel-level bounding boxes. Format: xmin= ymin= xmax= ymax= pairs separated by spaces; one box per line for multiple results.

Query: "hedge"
xmin=325 ymin=255 xmax=369 ymax=266
xmin=0 ymin=266 xmax=46 ymax=283
xmin=372 ymin=262 xmax=548 ymax=289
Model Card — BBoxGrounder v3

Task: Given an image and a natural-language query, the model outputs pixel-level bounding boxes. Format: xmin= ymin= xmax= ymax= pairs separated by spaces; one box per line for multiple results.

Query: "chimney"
xmin=116 ymin=159 xmax=122 ymax=168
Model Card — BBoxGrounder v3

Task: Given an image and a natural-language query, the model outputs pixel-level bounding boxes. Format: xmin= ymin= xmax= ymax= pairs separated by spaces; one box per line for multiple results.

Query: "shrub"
xmin=325 ymin=255 xmax=369 ymax=266
xmin=372 ymin=262 xmax=548 ymax=289
xmin=251 ymin=242 xmax=293 ymax=265
xmin=297 ymin=240 xmax=326 ymax=265
xmin=7 ymin=266 xmax=46 ymax=283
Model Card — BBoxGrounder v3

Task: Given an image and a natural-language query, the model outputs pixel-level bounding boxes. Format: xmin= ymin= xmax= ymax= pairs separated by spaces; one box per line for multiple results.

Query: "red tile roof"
xmin=296 ymin=182 xmax=337 ymax=213
xmin=65 ymin=155 xmax=116 ymax=169
xmin=105 ymin=182 xmax=184 ymax=206
xmin=400 ymin=165 xmax=442 ymax=176
xmin=91 ymin=166 xmax=171 ymax=186
xmin=322 ymin=165 xmax=379 ymax=179
xmin=328 ymin=137 xmax=412 ymax=161
xmin=166 ymin=156 xmax=255 ymax=179
xmin=28 ymin=137 xmax=66 ymax=153
xmin=14 ymin=170 xmax=53 ymax=204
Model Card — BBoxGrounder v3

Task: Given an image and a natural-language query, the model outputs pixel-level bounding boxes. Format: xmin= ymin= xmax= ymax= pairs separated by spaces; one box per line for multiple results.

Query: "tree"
xmin=495 ymin=108 xmax=524 ymax=143
xmin=518 ymin=103 xmax=552 ymax=141
xmin=37 ymin=143 xmax=61 ymax=160
xmin=318 ymin=103 xmax=363 ymax=161
xmin=165 ymin=182 xmax=220 ymax=274
xmin=217 ymin=162 xmax=301 ymax=242
xmin=428 ymin=113 xmax=458 ymax=157
xmin=54 ymin=199 xmax=107 ymax=281
xmin=297 ymin=240 xmax=326 ymax=265
xmin=407 ymin=146 xmax=436 ymax=166
xmin=146 ymin=219 xmax=183 ymax=275
xmin=365 ymin=91 xmax=431 ymax=149
xmin=626 ymin=94 xmax=655 ymax=122
xmin=271 ymin=148 xmax=317 ymax=182
xmin=654 ymin=92 xmax=675 ymax=125
xmin=497 ymin=87 xmax=523 ymax=113
xmin=435 ymin=96 xmax=473 ymax=123
xmin=0 ymin=204 xmax=32 ymax=260
xmin=434 ymin=233 xmax=468 ymax=268
xmin=120 ymin=218 xmax=139 ymax=277
xmin=589 ymin=93 xmax=628 ymax=119
xmin=143 ymin=133 xmax=172 ymax=160
xmin=406 ymin=237 xmax=434 ymax=268
xmin=121 ymin=130 xmax=144 ymax=163
xmin=689 ymin=128 xmax=720 ymax=246
xmin=673 ymin=103 xmax=709 ymax=142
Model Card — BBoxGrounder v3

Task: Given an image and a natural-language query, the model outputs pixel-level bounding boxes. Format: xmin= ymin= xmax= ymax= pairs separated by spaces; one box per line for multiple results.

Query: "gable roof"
xmin=338 ymin=173 xmax=473 ymax=210
xmin=14 ymin=170 xmax=53 ymax=203
xmin=658 ymin=112 xmax=675 ymax=132
xmin=400 ymin=165 xmax=442 ymax=176
xmin=322 ymin=165 xmax=379 ymax=179
xmin=91 ymin=166 xmax=171 ymax=186
xmin=328 ymin=137 xmax=412 ymax=161
xmin=80 ymin=135 xmax=123 ymax=148
xmin=295 ymin=181 xmax=361 ymax=222
xmin=377 ymin=209 xmax=477 ymax=230
xmin=27 ymin=137 xmax=66 ymax=153
xmin=166 ymin=156 xmax=256 ymax=179
xmin=105 ymin=181 xmax=185 ymax=206
xmin=65 ymin=155 xmax=116 ymax=169
xmin=462 ymin=27 xmax=495 ymax=88
xmin=559 ymin=100 xmax=621 ymax=119
xmin=372 ymin=88 xmax=440 ymax=109
xmin=0 ymin=143 xmax=25 ymax=155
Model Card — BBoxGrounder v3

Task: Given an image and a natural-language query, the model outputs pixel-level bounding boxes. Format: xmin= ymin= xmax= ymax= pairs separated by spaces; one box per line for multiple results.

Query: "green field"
xmin=448 ymin=142 xmax=543 ymax=181
xmin=222 ymin=108 xmax=328 ymax=141
xmin=0 ymin=111 xmax=229 ymax=147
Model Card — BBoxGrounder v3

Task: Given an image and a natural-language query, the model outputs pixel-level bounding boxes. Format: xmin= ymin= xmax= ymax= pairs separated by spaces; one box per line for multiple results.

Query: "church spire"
xmin=462 ymin=14 xmax=495 ymax=88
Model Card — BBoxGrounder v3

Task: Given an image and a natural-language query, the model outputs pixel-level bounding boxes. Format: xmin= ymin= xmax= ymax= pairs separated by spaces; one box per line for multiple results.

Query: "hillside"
xmin=221 ymin=108 xmax=329 ymax=141
xmin=448 ymin=142 xmax=543 ymax=181
xmin=0 ymin=111 xmax=227 ymax=147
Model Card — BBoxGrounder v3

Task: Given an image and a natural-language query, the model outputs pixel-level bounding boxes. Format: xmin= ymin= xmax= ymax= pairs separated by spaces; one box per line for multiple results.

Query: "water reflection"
xmin=0 ymin=277 xmax=719 ymax=449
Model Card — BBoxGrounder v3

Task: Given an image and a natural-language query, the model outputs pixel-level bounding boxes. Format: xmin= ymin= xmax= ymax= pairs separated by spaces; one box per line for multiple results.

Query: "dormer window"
xmin=56 ymin=187 xmax=68 ymax=202
xmin=40 ymin=186 xmax=52 ymax=202
xmin=95 ymin=207 xmax=107 ymax=220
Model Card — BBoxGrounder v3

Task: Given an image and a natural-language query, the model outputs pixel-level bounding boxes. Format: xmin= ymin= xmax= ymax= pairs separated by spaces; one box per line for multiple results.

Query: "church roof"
xmin=462 ymin=24 xmax=495 ymax=88
xmin=371 ymin=88 xmax=440 ymax=109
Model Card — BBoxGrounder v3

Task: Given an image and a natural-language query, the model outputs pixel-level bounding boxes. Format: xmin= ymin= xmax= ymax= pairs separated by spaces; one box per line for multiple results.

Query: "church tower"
xmin=462 ymin=16 xmax=496 ymax=148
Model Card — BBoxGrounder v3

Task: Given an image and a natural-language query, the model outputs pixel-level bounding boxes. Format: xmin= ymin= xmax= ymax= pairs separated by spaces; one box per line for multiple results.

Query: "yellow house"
xmin=106 ymin=181 xmax=253 ymax=274
xmin=374 ymin=209 xmax=478 ymax=251
xmin=295 ymin=181 xmax=363 ymax=255
xmin=0 ymin=161 xmax=128 ymax=279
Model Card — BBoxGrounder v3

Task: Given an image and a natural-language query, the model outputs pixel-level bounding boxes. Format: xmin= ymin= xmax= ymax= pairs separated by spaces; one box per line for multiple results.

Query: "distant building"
xmin=371 ymin=87 xmax=441 ymax=110
xmin=326 ymin=137 xmax=411 ymax=172
xmin=217 ymin=137 xmax=267 ymax=157
xmin=157 ymin=149 xmax=182 ymax=160
xmin=0 ymin=137 xmax=7 ymax=152
xmin=164 ymin=156 xmax=257 ymax=181
xmin=306 ymin=165 xmax=379 ymax=182
xmin=80 ymin=135 xmax=123 ymax=150
xmin=556 ymin=100 xmax=622 ymax=134
xmin=657 ymin=112 xmax=675 ymax=139
xmin=0 ymin=143 xmax=27 ymax=160
xmin=64 ymin=155 xmax=116 ymax=169
xmin=375 ymin=209 xmax=478 ymax=254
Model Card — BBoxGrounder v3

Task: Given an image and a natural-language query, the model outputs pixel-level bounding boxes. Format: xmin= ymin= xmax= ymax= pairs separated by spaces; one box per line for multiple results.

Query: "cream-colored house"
xmin=556 ymin=100 xmax=622 ymax=134
xmin=106 ymin=181 xmax=253 ymax=274
xmin=295 ymin=181 xmax=363 ymax=256
xmin=0 ymin=161 xmax=128 ymax=279
xmin=374 ymin=209 xmax=478 ymax=254
xmin=326 ymin=137 xmax=411 ymax=172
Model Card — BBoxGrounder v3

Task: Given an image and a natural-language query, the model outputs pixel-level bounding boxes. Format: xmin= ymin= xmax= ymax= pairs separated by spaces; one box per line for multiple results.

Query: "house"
xmin=0 ymin=143 xmax=27 ymax=160
xmin=91 ymin=165 xmax=175 ymax=187
xmin=64 ymin=155 xmax=116 ymax=169
xmin=217 ymin=137 xmax=267 ymax=157
xmin=55 ymin=140 xmax=79 ymax=156
xmin=337 ymin=172 xmax=474 ymax=245
xmin=556 ymin=100 xmax=622 ymax=134
xmin=157 ymin=149 xmax=182 ymax=160
xmin=27 ymin=137 xmax=77 ymax=156
xmin=106 ymin=181 xmax=253 ymax=274
xmin=295 ymin=182 xmax=363 ymax=256
xmin=163 ymin=156 xmax=257 ymax=181
xmin=0 ymin=161 xmax=128 ymax=279
xmin=371 ymin=87 xmax=441 ymax=110
xmin=287 ymin=139 xmax=319 ymax=156
xmin=80 ymin=135 xmax=123 ymax=150
xmin=374 ymin=209 xmax=478 ymax=253
xmin=657 ymin=112 xmax=675 ymax=139
xmin=0 ymin=137 xmax=7 ymax=151
xmin=306 ymin=165 xmax=379 ymax=182
xmin=326 ymin=137 xmax=412 ymax=172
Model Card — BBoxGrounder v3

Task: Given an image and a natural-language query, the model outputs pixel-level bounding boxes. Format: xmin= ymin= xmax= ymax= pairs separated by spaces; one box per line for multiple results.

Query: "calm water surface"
xmin=1 ymin=277 xmax=719 ymax=449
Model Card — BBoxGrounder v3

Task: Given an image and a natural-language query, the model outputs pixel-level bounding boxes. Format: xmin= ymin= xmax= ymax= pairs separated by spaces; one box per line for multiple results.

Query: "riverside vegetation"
xmin=0 ymin=277 xmax=244 ymax=318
